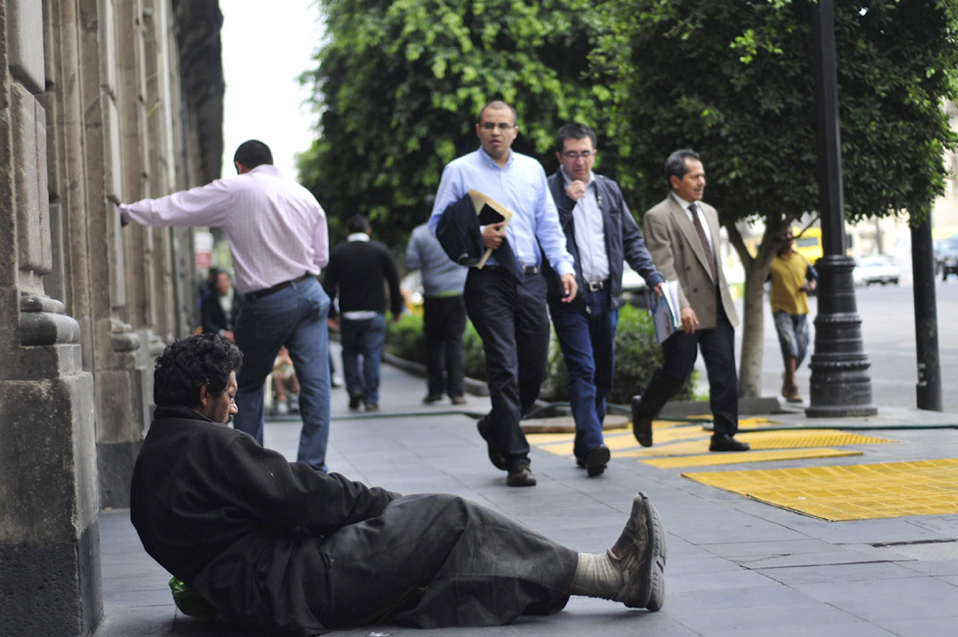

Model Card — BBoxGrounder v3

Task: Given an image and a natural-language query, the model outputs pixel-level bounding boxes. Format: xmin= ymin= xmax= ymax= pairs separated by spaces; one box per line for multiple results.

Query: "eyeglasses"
xmin=480 ymin=122 xmax=515 ymax=131
xmin=562 ymin=151 xmax=596 ymax=160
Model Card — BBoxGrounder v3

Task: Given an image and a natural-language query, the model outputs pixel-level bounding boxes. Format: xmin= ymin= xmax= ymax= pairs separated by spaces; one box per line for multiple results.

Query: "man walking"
xmin=630 ymin=149 xmax=749 ymax=452
xmin=406 ymin=210 xmax=469 ymax=406
xmin=120 ymin=140 xmax=333 ymax=472
xmin=324 ymin=215 xmax=403 ymax=412
xmin=545 ymin=123 xmax=664 ymax=476
xmin=429 ymin=100 xmax=578 ymax=487
xmin=769 ymin=228 xmax=817 ymax=403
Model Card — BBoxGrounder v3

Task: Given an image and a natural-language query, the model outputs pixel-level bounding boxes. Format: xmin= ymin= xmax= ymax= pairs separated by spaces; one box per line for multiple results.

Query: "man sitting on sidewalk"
xmin=131 ymin=334 xmax=667 ymax=636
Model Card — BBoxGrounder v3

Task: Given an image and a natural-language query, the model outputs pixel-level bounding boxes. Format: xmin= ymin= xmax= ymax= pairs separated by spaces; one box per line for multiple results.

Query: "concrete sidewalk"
xmin=95 ymin=358 xmax=958 ymax=637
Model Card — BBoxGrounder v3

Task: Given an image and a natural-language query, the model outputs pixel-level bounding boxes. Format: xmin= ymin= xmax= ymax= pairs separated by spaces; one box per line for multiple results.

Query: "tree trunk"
xmin=738 ymin=261 xmax=769 ymax=397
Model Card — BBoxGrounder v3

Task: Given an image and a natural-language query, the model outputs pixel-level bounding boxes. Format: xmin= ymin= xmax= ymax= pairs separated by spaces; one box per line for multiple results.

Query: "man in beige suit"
xmin=630 ymin=149 xmax=749 ymax=452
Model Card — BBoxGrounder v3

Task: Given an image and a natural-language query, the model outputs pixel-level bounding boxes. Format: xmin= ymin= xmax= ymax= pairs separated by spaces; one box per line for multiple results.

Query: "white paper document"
xmin=649 ymin=280 xmax=682 ymax=343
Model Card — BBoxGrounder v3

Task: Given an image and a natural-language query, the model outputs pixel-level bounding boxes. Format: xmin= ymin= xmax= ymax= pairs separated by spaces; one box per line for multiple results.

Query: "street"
xmin=751 ymin=278 xmax=958 ymax=412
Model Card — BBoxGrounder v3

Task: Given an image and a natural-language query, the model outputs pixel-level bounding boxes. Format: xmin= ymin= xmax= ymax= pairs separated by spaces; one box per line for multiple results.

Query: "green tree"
xmin=299 ymin=0 xmax=624 ymax=246
xmin=595 ymin=0 xmax=958 ymax=396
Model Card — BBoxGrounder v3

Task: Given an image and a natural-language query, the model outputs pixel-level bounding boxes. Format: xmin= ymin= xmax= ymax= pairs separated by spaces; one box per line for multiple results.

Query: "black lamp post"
xmin=805 ymin=0 xmax=877 ymax=417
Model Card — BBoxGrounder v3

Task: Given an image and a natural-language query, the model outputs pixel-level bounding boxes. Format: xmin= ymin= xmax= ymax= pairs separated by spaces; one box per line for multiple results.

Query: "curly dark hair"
xmin=154 ymin=333 xmax=243 ymax=408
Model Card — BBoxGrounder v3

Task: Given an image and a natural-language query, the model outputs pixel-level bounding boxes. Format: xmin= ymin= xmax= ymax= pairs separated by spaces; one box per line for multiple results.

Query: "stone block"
xmin=8 ymin=0 xmax=46 ymax=94
xmin=95 ymin=367 xmax=144 ymax=444
xmin=0 ymin=520 xmax=102 ymax=637
xmin=11 ymin=84 xmax=51 ymax=274
xmin=97 ymin=439 xmax=143 ymax=509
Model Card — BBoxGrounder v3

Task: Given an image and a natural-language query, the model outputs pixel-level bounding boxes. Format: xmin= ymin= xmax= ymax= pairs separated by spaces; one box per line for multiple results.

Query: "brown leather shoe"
xmin=585 ymin=445 xmax=611 ymax=477
xmin=506 ymin=463 xmax=536 ymax=487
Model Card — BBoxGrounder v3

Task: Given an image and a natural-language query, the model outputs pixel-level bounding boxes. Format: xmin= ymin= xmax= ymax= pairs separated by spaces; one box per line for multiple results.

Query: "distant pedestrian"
xmin=119 ymin=139 xmax=333 ymax=472
xmin=200 ymin=269 xmax=243 ymax=343
xmin=768 ymin=228 xmax=817 ymax=403
xmin=406 ymin=214 xmax=468 ymax=406
xmin=324 ymin=215 xmax=403 ymax=412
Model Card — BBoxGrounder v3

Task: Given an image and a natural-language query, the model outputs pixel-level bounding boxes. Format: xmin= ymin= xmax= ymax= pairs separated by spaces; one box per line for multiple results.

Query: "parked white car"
xmin=852 ymin=255 xmax=900 ymax=286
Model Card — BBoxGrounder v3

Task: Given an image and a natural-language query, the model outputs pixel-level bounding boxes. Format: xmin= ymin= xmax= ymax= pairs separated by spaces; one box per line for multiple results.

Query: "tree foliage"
xmin=300 ymin=0 xmax=622 ymax=246
xmin=595 ymin=0 xmax=958 ymax=395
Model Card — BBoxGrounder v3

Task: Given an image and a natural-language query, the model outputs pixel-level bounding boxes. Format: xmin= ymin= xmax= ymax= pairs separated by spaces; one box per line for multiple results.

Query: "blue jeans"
xmin=773 ymin=310 xmax=809 ymax=366
xmin=340 ymin=314 xmax=387 ymax=406
xmin=233 ymin=277 xmax=331 ymax=472
xmin=550 ymin=289 xmax=617 ymax=459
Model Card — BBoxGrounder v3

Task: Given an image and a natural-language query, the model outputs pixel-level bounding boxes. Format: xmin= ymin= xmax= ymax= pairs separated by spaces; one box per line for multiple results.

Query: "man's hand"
xmin=392 ymin=312 xmax=403 ymax=323
xmin=327 ymin=317 xmax=340 ymax=331
xmin=680 ymin=306 xmax=699 ymax=334
xmin=482 ymin=222 xmax=506 ymax=250
xmin=652 ymin=282 xmax=664 ymax=297
xmin=560 ymin=273 xmax=578 ymax=303
xmin=221 ymin=330 xmax=235 ymax=343
xmin=565 ymin=180 xmax=588 ymax=201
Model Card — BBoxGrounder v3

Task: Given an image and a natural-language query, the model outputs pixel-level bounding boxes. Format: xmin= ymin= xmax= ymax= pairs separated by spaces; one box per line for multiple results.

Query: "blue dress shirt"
xmin=429 ymin=148 xmax=574 ymax=277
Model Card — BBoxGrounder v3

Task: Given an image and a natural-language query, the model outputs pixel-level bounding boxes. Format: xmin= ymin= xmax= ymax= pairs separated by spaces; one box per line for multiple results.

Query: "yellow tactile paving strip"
xmin=641 ymin=448 xmax=863 ymax=468
xmin=683 ymin=459 xmax=958 ymax=521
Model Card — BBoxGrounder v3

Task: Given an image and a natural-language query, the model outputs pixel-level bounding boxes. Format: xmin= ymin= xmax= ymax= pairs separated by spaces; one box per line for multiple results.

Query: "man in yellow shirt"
xmin=768 ymin=229 xmax=818 ymax=402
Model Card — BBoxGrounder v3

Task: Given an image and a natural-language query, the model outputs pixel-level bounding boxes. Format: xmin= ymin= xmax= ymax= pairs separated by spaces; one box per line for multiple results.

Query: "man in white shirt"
xmin=630 ymin=149 xmax=749 ymax=453
xmin=545 ymin=123 xmax=663 ymax=477
xmin=119 ymin=140 xmax=334 ymax=472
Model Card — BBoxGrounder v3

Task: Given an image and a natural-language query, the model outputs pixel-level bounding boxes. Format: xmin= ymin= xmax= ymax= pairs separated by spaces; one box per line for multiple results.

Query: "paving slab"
xmin=95 ymin=357 xmax=958 ymax=636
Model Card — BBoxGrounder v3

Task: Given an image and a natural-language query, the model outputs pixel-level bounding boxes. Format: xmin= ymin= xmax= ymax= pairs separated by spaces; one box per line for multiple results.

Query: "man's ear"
xmin=198 ymin=382 xmax=210 ymax=407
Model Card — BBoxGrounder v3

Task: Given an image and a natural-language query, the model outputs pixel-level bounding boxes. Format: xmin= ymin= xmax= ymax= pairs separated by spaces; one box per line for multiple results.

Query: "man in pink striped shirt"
xmin=120 ymin=140 xmax=333 ymax=472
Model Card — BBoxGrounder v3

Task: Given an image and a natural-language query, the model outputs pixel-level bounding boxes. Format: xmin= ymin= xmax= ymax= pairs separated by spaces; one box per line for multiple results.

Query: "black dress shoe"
xmin=506 ymin=463 xmax=537 ymax=487
xmin=422 ymin=393 xmax=443 ymax=404
xmin=585 ymin=445 xmax=611 ymax=477
xmin=709 ymin=434 xmax=750 ymax=452
xmin=477 ymin=419 xmax=507 ymax=470
xmin=631 ymin=396 xmax=654 ymax=447
xmin=348 ymin=393 xmax=362 ymax=411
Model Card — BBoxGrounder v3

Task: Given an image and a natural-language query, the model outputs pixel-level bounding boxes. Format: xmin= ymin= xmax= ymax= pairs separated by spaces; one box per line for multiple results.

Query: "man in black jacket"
xmin=323 ymin=215 xmax=403 ymax=411
xmin=544 ymin=123 xmax=664 ymax=476
xmin=131 ymin=334 xmax=667 ymax=636
xmin=200 ymin=269 xmax=243 ymax=342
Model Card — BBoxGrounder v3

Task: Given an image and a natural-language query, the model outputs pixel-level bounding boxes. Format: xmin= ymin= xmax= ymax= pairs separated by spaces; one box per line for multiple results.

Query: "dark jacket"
xmin=543 ymin=171 xmax=663 ymax=310
xmin=200 ymin=290 xmax=244 ymax=335
xmin=130 ymin=406 xmax=399 ymax=636
xmin=323 ymin=238 xmax=403 ymax=319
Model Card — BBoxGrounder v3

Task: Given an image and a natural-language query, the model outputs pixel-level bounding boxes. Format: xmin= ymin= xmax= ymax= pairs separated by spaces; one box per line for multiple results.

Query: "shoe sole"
xmin=586 ymin=446 xmax=611 ymax=477
xmin=477 ymin=421 xmax=507 ymax=470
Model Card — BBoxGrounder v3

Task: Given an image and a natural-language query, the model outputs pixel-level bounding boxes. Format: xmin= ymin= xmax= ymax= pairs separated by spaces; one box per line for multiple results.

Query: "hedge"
xmin=386 ymin=303 xmax=696 ymax=406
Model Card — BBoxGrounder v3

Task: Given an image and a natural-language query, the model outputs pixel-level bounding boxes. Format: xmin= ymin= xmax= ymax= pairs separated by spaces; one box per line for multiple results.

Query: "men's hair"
xmin=664 ymin=149 xmax=701 ymax=185
xmin=555 ymin=123 xmax=597 ymax=154
xmin=233 ymin=140 xmax=273 ymax=169
xmin=477 ymin=100 xmax=517 ymax=124
xmin=153 ymin=333 xmax=243 ymax=409
xmin=347 ymin=214 xmax=371 ymax=234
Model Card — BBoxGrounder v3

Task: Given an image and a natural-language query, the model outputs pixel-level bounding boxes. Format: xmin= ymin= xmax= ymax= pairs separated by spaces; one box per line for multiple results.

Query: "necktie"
xmin=689 ymin=203 xmax=717 ymax=281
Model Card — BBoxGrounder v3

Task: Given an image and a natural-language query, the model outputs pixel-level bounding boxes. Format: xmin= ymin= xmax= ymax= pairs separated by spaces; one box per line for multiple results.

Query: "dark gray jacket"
xmin=544 ymin=171 xmax=663 ymax=310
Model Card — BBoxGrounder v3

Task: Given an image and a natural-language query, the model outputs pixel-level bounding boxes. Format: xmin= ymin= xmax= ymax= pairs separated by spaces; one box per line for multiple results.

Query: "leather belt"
xmin=587 ymin=279 xmax=608 ymax=292
xmin=245 ymin=273 xmax=313 ymax=300
xmin=522 ymin=265 xmax=540 ymax=276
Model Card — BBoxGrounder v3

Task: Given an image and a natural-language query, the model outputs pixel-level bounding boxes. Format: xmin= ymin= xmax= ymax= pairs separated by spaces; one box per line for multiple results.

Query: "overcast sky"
xmin=219 ymin=1 xmax=323 ymax=179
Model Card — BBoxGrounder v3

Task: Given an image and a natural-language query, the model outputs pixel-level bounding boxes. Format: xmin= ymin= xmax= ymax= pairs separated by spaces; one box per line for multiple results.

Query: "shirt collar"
xmin=347 ymin=233 xmax=370 ymax=242
xmin=478 ymin=146 xmax=514 ymax=169
xmin=560 ymin=166 xmax=595 ymax=186
xmin=249 ymin=164 xmax=282 ymax=177
xmin=671 ymin=191 xmax=698 ymax=212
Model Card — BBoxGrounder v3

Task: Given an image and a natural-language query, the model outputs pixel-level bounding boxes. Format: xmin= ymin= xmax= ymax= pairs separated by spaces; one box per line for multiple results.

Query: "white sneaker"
xmin=276 ymin=400 xmax=289 ymax=415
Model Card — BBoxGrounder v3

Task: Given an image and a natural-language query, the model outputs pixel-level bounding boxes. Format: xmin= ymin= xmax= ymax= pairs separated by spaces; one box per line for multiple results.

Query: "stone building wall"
xmin=0 ymin=1 xmax=223 ymax=634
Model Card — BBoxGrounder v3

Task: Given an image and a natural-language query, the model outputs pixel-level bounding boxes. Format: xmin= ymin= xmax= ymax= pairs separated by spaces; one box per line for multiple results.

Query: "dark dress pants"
xmin=310 ymin=494 xmax=577 ymax=629
xmin=423 ymin=294 xmax=467 ymax=399
xmin=464 ymin=267 xmax=550 ymax=470
xmin=638 ymin=289 xmax=739 ymax=437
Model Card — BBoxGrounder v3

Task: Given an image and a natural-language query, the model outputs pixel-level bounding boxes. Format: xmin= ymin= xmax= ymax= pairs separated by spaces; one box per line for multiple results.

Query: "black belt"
xmin=246 ymin=273 xmax=313 ymax=300
xmin=587 ymin=279 xmax=609 ymax=292
xmin=483 ymin=264 xmax=540 ymax=276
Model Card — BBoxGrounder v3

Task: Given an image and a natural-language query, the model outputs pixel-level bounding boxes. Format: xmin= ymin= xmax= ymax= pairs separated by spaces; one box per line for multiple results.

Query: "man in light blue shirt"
xmin=429 ymin=100 xmax=577 ymax=487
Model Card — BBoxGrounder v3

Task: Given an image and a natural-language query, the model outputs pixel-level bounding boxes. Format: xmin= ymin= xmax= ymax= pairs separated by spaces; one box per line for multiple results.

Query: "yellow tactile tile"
xmin=641 ymin=448 xmax=863 ymax=468
xmin=619 ymin=429 xmax=895 ymax=458
xmin=682 ymin=458 xmax=958 ymax=521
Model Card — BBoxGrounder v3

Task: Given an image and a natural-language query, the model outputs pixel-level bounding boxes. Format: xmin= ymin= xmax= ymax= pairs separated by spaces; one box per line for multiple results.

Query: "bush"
xmin=548 ymin=304 xmax=696 ymax=406
xmin=388 ymin=303 xmax=696 ymax=405
xmin=385 ymin=313 xmax=487 ymax=381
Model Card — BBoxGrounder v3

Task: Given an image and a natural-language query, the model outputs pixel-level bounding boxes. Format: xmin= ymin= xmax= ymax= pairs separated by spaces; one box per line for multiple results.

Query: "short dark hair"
xmin=477 ymin=100 xmax=517 ymax=125
xmin=233 ymin=140 xmax=273 ymax=170
xmin=555 ymin=123 xmax=597 ymax=154
xmin=664 ymin=149 xmax=701 ymax=185
xmin=347 ymin=214 xmax=371 ymax=234
xmin=153 ymin=333 xmax=243 ymax=409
